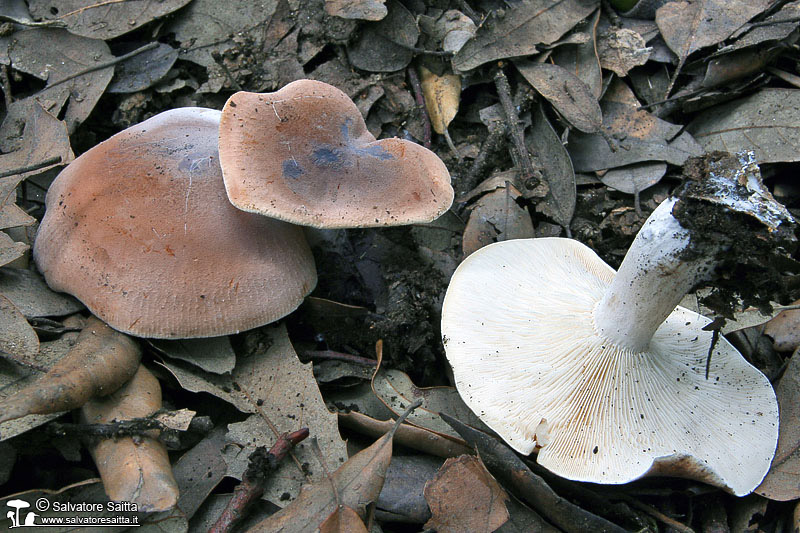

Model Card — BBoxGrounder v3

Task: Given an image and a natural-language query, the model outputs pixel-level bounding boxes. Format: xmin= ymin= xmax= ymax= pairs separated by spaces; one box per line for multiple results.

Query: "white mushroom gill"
xmin=442 ymin=238 xmax=778 ymax=495
xmin=442 ymin=153 xmax=789 ymax=495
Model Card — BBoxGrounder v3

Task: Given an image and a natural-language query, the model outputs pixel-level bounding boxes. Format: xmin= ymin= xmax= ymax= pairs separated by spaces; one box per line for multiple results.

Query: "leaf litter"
xmin=2 ymin=0 xmax=800 ymax=530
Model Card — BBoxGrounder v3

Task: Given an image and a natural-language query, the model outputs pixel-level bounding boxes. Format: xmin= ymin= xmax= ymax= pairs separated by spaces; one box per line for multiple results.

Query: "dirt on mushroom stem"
xmin=672 ymin=152 xmax=799 ymax=318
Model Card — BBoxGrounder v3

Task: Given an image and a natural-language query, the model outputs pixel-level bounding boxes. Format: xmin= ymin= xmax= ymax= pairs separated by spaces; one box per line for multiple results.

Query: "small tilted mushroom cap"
xmin=218 ymin=79 xmax=454 ymax=228
xmin=441 ymin=238 xmax=778 ymax=496
xmin=33 ymin=108 xmax=317 ymax=339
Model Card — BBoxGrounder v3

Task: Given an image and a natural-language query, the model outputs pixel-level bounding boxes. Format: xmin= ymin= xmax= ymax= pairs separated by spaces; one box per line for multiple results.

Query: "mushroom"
xmin=33 ymin=107 xmax=317 ymax=339
xmin=441 ymin=152 xmax=789 ymax=495
xmin=218 ymin=79 xmax=454 ymax=228
xmin=6 ymin=499 xmax=29 ymax=527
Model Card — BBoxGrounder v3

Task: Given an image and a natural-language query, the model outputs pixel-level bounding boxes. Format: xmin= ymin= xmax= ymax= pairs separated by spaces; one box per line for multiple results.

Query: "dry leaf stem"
xmin=494 ymin=65 xmax=540 ymax=189
xmin=209 ymin=428 xmax=310 ymax=533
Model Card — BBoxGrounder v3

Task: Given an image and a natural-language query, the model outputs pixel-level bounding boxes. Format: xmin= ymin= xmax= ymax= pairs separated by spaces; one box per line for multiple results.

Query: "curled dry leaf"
xmin=246 ymin=402 xmax=419 ymax=532
xmin=337 ymin=410 xmax=472 ymax=458
xmin=378 ymin=455 xmax=443 ymax=523
xmin=80 ymin=364 xmax=179 ymax=512
xmin=420 ymin=65 xmax=461 ymax=135
xmin=756 ymin=350 xmax=800 ymax=500
xmin=462 ymin=186 xmax=534 ymax=257
xmin=0 ymin=233 xmax=28 ymax=268
xmin=0 ymin=315 xmax=141 ymax=424
xmin=424 ymin=455 xmax=509 ymax=533
xmin=598 ymin=162 xmax=667 ymax=196
xmin=434 ymin=10 xmax=477 ymax=54
xmin=515 ymin=61 xmax=602 ymax=134
xmin=324 ymin=0 xmax=387 ymax=21
xmin=107 ymin=43 xmax=180 ymax=94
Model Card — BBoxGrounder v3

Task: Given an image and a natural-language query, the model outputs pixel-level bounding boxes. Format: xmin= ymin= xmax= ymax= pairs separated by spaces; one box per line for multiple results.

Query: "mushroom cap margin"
xmin=33 ymin=108 xmax=317 ymax=339
xmin=441 ymin=237 xmax=778 ymax=495
xmin=218 ymin=79 xmax=454 ymax=228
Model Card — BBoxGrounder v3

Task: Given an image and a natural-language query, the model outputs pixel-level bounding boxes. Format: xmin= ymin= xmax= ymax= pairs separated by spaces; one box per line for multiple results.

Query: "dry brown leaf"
xmin=441 ymin=413 xmax=628 ymax=533
xmin=81 ymin=364 xmax=179 ymax=512
xmin=0 ymin=314 xmax=84 ymax=441
xmin=419 ymin=65 xmax=461 ymax=135
xmin=347 ymin=0 xmax=418 ymax=73
xmin=0 ymin=233 xmax=28 ymax=268
xmin=756 ymin=350 xmax=800 ymax=500
xmin=0 ymin=315 xmax=140 ymax=424
xmin=598 ymin=162 xmax=667 ymax=195
xmin=0 ymin=101 xmax=72 ymax=187
xmin=246 ymin=404 xmax=416 ymax=532
xmin=173 ymin=429 xmax=229 ymax=520
xmin=528 ymin=104 xmax=576 ymax=231
xmin=424 ymin=455 xmax=510 ymax=533
xmin=516 ymin=61 xmax=602 ymax=133
xmin=462 ymin=187 xmax=534 ymax=256
xmin=655 ymin=0 xmax=772 ymax=77
xmin=764 ymin=302 xmax=800 ymax=352
xmin=453 ymin=0 xmax=599 ymax=72
xmin=597 ymin=27 xmax=651 ymax=77
xmin=550 ymin=9 xmax=602 ymax=99
xmin=0 ymin=268 xmax=82 ymax=318
xmin=568 ymin=79 xmax=703 ymax=172
xmin=183 ymin=323 xmax=347 ymax=506
xmin=371 ymin=341 xmax=492 ymax=439
xmin=7 ymin=29 xmax=113 ymax=132
xmin=28 ymin=0 xmax=192 ymax=39
xmin=325 ymin=0 xmax=387 ymax=20
xmin=0 ymin=293 xmax=38 ymax=368
xmin=319 ymin=505 xmax=370 ymax=532
xmin=688 ymin=89 xmax=800 ymax=163
xmin=150 ymin=336 xmax=235 ymax=375
xmin=337 ymin=410 xmax=471 ymax=458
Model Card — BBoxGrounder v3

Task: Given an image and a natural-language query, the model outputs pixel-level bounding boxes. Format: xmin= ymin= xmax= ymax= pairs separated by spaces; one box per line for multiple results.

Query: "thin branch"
xmin=209 ymin=428 xmax=309 ymax=533
xmin=44 ymin=42 xmax=159 ymax=91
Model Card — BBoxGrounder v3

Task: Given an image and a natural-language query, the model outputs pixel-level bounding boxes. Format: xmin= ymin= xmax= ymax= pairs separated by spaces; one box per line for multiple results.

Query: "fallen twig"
xmin=494 ymin=65 xmax=540 ymax=189
xmin=209 ymin=428 xmax=310 ymax=533
xmin=407 ymin=67 xmax=432 ymax=149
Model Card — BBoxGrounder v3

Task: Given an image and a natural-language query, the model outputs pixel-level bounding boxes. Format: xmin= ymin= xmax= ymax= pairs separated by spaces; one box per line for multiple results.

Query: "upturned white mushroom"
xmin=442 ymin=152 xmax=789 ymax=495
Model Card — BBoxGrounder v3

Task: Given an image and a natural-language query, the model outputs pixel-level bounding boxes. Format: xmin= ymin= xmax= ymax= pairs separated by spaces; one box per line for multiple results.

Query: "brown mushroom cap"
xmin=33 ymin=108 xmax=317 ymax=339
xmin=218 ymin=79 xmax=454 ymax=228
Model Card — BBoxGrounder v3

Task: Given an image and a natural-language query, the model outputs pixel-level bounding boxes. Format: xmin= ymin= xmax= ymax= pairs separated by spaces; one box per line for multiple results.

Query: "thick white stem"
xmin=593 ymin=197 xmax=722 ymax=352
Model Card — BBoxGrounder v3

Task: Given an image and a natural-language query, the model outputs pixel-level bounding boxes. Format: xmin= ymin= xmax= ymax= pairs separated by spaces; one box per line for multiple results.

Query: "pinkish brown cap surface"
xmin=218 ymin=79 xmax=454 ymax=228
xmin=33 ymin=108 xmax=317 ymax=339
